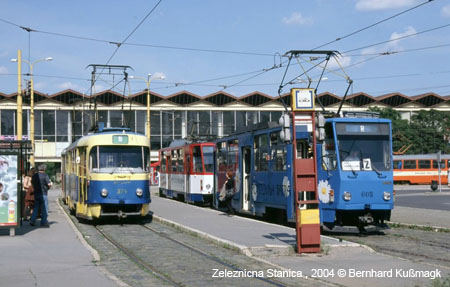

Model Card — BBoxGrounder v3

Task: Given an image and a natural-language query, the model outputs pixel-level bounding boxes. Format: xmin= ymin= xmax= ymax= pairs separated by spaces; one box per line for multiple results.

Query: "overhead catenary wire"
xmin=0 ymin=16 xmax=274 ymax=58
xmin=343 ymin=23 xmax=450 ymax=54
xmin=311 ymin=0 xmax=436 ymax=50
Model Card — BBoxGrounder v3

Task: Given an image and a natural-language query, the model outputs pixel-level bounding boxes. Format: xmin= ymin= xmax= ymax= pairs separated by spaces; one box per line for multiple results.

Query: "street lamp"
xmin=129 ymin=73 xmax=165 ymax=140
xmin=10 ymin=56 xmax=53 ymax=167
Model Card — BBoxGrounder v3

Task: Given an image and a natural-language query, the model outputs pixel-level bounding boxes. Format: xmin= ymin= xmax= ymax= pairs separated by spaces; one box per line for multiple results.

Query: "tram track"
xmin=94 ymin=226 xmax=183 ymax=287
xmin=93 ymin=223 xmax=296 ymax=287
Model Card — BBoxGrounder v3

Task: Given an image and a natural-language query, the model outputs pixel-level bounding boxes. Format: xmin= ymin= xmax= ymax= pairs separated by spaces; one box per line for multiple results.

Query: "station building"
xmin=0 ymin=89 xmax=449 ymax=163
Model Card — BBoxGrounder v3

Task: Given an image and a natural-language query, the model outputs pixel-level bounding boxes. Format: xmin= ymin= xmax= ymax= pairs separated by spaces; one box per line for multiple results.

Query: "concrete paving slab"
xmin=0 ymin=189 xmax=119 ymax=287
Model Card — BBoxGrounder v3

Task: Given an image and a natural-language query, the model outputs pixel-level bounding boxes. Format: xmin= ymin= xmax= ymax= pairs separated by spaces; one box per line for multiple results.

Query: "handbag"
xmin=219 ymin=184 xmax=226 ymax=201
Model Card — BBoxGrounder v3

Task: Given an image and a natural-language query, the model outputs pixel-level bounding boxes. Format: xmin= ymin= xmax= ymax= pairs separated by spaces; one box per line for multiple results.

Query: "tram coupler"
xmin=118 ymin=210 xmax=127 ymax=219
xmin=358 ymin=215 xmax=374 ymax=225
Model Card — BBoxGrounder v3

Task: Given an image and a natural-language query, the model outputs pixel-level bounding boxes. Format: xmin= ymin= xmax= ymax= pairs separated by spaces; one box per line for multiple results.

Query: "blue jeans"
xmin=30 ymin=194 xmax=48 ymax=225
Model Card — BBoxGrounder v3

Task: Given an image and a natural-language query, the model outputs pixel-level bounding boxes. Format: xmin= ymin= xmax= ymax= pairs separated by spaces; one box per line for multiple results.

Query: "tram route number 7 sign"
xmin=291 ymin=88 xmax=315 ymax=111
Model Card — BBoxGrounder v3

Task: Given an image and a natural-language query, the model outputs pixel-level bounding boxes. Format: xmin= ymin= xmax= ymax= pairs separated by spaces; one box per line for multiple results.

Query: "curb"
xmin=56 ymin=197 xmax=130 ymax=287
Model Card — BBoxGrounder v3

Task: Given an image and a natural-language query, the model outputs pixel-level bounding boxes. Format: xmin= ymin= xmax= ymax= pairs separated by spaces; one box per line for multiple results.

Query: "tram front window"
xmin=203 ymin=146 xmax=214 ymax=173
xmin=90 ymin=146 xmax=150 ymax=173
xmin=336 ymin=123 xmax=391 ymax=172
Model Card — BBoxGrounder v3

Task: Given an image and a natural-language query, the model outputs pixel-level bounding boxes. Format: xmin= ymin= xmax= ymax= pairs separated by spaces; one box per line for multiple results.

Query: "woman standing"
xmin=23 ymin=168 xmax=35 ymax=221
xmin=224 ymin=171 xmax=235 ymax=215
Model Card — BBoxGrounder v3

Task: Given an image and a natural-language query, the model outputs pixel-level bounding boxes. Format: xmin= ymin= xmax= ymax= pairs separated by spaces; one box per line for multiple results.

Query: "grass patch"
xmin=388 ymin=222 xmax=450 ymax=233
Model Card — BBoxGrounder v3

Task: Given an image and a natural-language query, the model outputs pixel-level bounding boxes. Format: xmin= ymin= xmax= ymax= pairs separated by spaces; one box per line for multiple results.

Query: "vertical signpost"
xmin=291 ymin=88 xmax=321 ymax=253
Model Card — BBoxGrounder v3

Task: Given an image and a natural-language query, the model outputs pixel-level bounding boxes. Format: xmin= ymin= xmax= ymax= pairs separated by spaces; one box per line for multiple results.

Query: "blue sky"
xmin=1 ymin=0 xmax=450 ymax=98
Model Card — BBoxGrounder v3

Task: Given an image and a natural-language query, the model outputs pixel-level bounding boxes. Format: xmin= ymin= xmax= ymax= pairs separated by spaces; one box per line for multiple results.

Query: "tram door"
xmin=242 ymin=147 xmax=251 ymax=211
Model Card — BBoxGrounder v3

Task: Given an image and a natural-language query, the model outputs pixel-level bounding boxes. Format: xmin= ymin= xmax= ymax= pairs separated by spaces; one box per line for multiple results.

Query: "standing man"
xmin=30 ymin=164 xmax=52 ymax=227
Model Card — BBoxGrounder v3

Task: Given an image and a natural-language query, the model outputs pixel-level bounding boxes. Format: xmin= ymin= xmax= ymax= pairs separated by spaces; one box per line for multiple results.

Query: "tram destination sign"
xmin=291 ymin=88 xmax=315 ymax=111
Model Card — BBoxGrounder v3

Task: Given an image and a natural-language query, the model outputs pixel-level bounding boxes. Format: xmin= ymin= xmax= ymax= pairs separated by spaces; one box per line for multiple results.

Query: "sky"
xmin=1 ymin=0 xmax=450 ymax=99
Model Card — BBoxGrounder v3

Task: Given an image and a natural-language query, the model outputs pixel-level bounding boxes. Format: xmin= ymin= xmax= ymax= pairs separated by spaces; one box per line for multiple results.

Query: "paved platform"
xmin=0 ymin=189 xmax=119 ymax=287
xmin=150 ymin=193 xmax=450 ymax=287
xmin=150 ymin=195 xmax=354 ymax=256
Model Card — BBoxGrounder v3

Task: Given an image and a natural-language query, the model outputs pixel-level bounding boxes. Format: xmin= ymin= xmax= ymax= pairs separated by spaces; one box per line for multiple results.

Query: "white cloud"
xmin=57 ymin=82 xmax=82 ymax=91
xmin=355 ymin=0 xmax=420 ymax=11
xmin=442 ymin=5 xmax=450 ymax=18
xmin=327 ymin=54 xmax=352 ymax=70
xmin=151 ymin=72 xmax=166 ymax=80
xmin=0 ymin=66 xmax=8 ymax=74
xmin=34 ymin=82 xmax=47 ymax=91
xmin=282 ymin=12 xmax=312 ymax=25
xmin=388 ymin=26 xmax=416 ymax=49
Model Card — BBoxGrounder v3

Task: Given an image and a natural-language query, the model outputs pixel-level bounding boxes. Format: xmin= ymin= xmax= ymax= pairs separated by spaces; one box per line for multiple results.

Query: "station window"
xmin=403 ymin=160 xmax=417 ymax=169
xmin=418 ymin=160 xmax=431 ymax=169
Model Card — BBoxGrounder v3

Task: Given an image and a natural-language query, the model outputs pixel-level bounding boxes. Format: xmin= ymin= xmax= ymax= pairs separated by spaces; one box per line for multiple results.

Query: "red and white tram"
xmin=393 ymin=154 xmax=450 ymax=185
xmin=159 ymin=140 xmax=215 ymax=204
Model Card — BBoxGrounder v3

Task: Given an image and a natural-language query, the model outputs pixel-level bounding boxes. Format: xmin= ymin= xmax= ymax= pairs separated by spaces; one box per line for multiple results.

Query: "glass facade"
xmin=0 ymin=109 xmax=281 ymax=148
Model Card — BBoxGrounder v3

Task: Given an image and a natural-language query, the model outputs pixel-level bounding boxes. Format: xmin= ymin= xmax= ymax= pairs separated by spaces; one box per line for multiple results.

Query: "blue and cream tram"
xmin=213 ymin=114 xmax=394 ymax=230
xmin=61 ymin=127 xmax=151 ymax=220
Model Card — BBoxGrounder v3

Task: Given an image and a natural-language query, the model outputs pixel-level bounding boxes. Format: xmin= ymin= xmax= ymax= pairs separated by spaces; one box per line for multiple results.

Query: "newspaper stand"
xmin=0 ymin=140 xmax=32 ymax=236
xmin=291 ymin=89 xmax=321 ymax=253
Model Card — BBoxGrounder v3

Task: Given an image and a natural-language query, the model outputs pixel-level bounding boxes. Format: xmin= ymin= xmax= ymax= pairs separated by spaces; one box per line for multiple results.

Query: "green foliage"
xmin=368 ymin=107 xmax=450 ymax=154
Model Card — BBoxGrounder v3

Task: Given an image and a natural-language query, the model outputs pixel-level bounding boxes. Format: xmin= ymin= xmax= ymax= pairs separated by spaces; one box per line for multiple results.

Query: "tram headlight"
xmin=101 ymin=188 xmax=108 ymax=197
xmin=206 ymin=184 xmax=211 ymax=190
xmin=343 ymin=191 xmax=351 ymax=201
xmin=383 ymin=192 xmax=391 ymax=201
xmin=136 ymin=188 xmax=143 ymax=197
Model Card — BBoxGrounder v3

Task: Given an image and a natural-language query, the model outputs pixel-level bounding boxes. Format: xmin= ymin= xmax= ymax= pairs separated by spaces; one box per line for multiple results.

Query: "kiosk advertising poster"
xmin=0 ymin=155 xmax=18 ymax=227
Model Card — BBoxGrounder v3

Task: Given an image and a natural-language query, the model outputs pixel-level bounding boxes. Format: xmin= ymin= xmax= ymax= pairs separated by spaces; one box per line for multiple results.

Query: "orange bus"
xmin=393 ymin=154 xmax=450 ymax=185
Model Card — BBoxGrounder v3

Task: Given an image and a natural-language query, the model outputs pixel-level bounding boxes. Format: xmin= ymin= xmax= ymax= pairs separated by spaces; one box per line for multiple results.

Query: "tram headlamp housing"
xmin=343 ymin=191 xmax=351 ymax=201
xmin=101 ymin=188 xmax=108 ymax=197
xmin=136 ymin=188 xmax=143 ymax=197
xmin=383 ymin=192 xmax=391 ymax=201
xmin=206 ymin=184 xmax=211 ymax=190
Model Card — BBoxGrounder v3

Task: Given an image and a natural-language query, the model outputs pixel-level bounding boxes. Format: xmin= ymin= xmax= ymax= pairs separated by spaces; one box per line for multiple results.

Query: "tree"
xmin=368 ymin=107 xmax=415 ymax=154
xmin=410 ymin=110 xmax=450 ymax=154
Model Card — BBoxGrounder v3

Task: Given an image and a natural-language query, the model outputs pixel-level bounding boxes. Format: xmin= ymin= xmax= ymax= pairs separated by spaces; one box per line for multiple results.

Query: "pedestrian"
xmin=224 ymin=171 xmax=235 ymax=215
xmin=30 ymin=164 xmax=52 ymax=227
xmin=23 ymin=168 xmax=36 ymax=221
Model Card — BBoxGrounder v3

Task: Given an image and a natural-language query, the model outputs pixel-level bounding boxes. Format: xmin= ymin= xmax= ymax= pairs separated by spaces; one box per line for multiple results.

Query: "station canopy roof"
xmin=2 ymin=89 xmax=450 ymax=108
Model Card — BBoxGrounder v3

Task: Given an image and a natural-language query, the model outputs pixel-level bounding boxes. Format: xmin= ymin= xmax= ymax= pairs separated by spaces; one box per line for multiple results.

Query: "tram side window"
xmin=393 ymin=160 xmax=402 ymax=170
xmin=172 ymin=150 xmax=178 ymax=172
xmin=90 ymin=146 xmax=98 ymax=172
xmin=161 ymin=154 xmax=166 ymax=172
xmin=217 ymin=142 xmax=227 ymax=172
xmin=432 ymin=160 xmax=445 ymax=169
xmin=178 ymin=149 xmax=184 ymax=172
xmin=404 ymin=160 xmax=417 ymax=169
xmin=270 ymin=132 xmax=286 ymax=171
xmin=228 ymin=140 xmax=239 ymax=172
xmin=418 ymin=160 xmax=431 ymax=169
xmin=193 ymin=146 xmax=203 ymax=173
xmin=254 ymin=134 xmax=269 ymax=171
xmin=272 ymin=147 xmax=287 ymax=171
xmin=322 ymin=123 xmax=337 ymax=171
